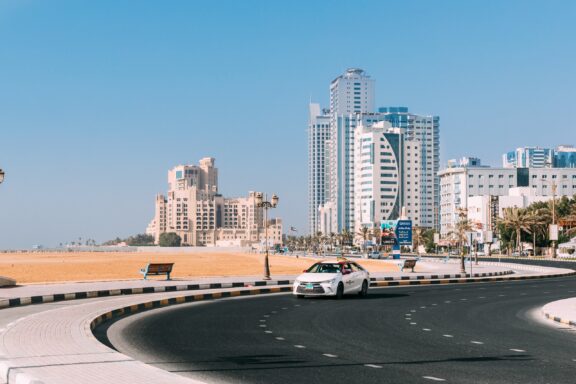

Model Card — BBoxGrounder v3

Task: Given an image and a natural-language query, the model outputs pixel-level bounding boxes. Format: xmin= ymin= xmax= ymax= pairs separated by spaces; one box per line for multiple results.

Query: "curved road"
xmin=107 ymin=277 xmax=576 ymax=384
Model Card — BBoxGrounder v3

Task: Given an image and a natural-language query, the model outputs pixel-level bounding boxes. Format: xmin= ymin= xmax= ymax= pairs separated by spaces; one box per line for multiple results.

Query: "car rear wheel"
xmin=335 ymin=283 xmax=344 ymax=300
xmin=359 ymin=280 xmax=368 ymax=297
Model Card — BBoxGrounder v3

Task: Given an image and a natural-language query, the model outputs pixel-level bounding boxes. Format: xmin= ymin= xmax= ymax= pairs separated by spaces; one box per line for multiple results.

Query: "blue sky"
xmin=0 ymin=0 xmax=575 ymax=248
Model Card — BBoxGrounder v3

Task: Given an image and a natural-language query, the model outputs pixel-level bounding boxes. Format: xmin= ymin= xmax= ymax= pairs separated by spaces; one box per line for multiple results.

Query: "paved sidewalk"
xmin=542 ymin=297 xmax=576 ymax=327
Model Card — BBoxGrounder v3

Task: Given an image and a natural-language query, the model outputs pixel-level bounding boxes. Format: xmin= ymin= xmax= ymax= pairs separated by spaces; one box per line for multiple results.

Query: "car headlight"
xmin=321 ymin=278 xmax=337 ymax=285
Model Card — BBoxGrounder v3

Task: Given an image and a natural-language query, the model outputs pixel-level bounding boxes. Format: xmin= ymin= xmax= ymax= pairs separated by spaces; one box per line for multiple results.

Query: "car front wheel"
xmin=359 ymin=280 xmax=368 ymax=297
xmin=335 ymin=283 xmax=344 ymax=300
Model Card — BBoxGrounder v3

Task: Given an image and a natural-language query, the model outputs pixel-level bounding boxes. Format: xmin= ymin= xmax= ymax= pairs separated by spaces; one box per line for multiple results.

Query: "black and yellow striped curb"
xmin=370 ymin=271 xmax=576 ymax=287
xmin=370 ymin=270 xmax=513 ymax=282
xmin=543 ymin=312 xmax=576 ymax=327
xmin=0 ymin=280 xmax=292 ymax=310
xmin=90 ymin=286 xmax=293 ymax=330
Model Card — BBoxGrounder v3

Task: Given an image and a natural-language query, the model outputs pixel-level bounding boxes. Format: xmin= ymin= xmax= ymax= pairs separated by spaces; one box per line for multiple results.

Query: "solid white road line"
xmin=364 ymin=364 xmax=383 ymax=369
xmin=423 ymin=376 xmax=446 ymax=381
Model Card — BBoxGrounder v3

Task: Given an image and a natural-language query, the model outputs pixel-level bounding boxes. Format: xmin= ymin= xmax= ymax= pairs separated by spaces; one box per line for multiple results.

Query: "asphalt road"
xmin=107 ymin=277 xmax=576 ymax=384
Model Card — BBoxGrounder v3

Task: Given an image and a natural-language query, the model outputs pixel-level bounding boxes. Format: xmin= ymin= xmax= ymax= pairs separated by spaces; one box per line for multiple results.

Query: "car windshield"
xmin=306 ymin=263 xmax=341 ymax=273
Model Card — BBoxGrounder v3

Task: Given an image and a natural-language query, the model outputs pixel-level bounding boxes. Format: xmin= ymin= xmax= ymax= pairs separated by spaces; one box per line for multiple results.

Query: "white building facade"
xmin=308 ymin=103 xmax=330 ymax=234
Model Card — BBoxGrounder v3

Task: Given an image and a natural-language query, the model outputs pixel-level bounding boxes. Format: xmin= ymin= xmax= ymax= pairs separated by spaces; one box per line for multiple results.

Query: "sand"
xmin=0 ymin=251 xmax=399 ymax=284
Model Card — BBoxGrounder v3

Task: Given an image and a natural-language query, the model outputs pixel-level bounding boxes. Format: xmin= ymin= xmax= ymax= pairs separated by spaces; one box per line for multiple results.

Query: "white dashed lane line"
xmin=410 ymin=322 xmax=417 ymax=325
xmin=422 ymin=328 xmax=432 ymax=332
xmin=259 ymin=325 xmax=267 ymax=328
xmin=265 ymin=330 xmax=273 ymax=334
xmin=323 ymin=353 xmax=338 ymax=358
xmin=275 ymin=337 xmax=285 ymax=341
xmin=259 ymin=319 xmax=266 ymax=322
xmin=294 ymin=345 xmax=306 ymax=349
xmin=423 ymin=376 xmax=446 ymax=382
xmin=471 ymin=341 xmax=484 ymax=345
xmin=443 ymin=335 xmax=454 ymax=338
xmin=510 ymin=349 xmax=526 ymax=353
xmin=364 ymin=364 xmax=383 ymax=369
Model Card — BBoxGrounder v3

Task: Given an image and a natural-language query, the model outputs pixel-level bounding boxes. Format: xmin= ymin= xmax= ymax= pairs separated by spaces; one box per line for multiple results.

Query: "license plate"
xmin=306 ymin=283 xmax=314 ymax=289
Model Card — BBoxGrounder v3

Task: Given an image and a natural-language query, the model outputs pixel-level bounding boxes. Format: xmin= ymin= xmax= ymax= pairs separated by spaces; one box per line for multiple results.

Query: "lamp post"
xmin=541 ymin=178 xmax=566 ymax=258
xmin=456 ymin=207 xmax=468 ymax=274
xmin=255 ymin=192 xmax=279 ymax=280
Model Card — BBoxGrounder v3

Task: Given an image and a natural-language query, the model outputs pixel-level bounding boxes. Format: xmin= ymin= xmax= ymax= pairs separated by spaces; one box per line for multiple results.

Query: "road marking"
xmin=498 ymin=294 xmax=506 ymax=297
xmin=422 ymin=328 xmax=431 ymax=331
xmin=282 ymin=307 xmax=288 ymax=310
xmin=460 ymin=298 xmax=468 ymax=301
xmin=431 ymin=303 xmax=437 ymax=306
xmin=294 ymin=345 xmax=306 ymax=348
xmin=271 ymin=311 xmax=278 ymax=314
xmin=444 ymin=301 xmax=451 ymax=303
xmin=410 ymin=322 xmax=417 ymax=325
xmin=478 ymin=296 xmax=486 ymax=299
xmin=411 ymin=309 xmax=417 ymax=312
xmin=423 ymin=376 xmax=446 ymax=382
xmin=471 ymin=341 xmax=484 ymax=344
xmin=265 ymin=330 xmax=273 ymax=334
xmin=275 ymin=337 xmax=285 ymax=340
xmin=263 ymin=315 xmax=270 ymax=317
xmin=364 ymin=364 xmax=383 ymax=369
xmin=420 ymin=306 xmax=427 ymax=309
xmin=259 ymin=319 xmax=266 ymax=322
xmin=323 ymin=353 xmax=338 ymax=358
xmin=443 ymin=334 xmax=454 ymax=338
xmin=259 ymin=325 xmax=267 ymax=328
xmin=294 ymin=304 xmax=301 ymax=307
xmin=510 ymin=349 xmax=526 ymax=352
xmin=479 ymin=287 xmax=487 ymax=290
xmin=405 ymin=314 xmax=412 ymax=317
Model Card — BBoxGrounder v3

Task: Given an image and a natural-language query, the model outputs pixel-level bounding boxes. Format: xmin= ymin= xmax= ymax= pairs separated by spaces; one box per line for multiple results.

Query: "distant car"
xmin=293 ymin=259 xmax=370 ymax=299
xmin=511 ymin=250 xmax=532 ymax=257
xmin=368 ymin=251 xmax=380 ymax=259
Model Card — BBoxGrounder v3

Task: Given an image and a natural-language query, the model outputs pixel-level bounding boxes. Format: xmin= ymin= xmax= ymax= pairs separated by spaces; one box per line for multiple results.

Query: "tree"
xmin=412 ymin=226 xmax=426 ymax=255
xmin=159 ymin=232 xmax=182 ymax=247
xmin=499 ymin=207 xmax=533 ymax=253
xmin=126 ymin=234 xmax=155 ymax=246
xmin=356 ymin=227 xmax=371 ymax=251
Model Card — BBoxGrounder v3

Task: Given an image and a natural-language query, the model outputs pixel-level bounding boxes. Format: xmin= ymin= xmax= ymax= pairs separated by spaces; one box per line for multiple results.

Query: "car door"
xmin=341 ymin=262 xmax=356 ymax=293
xmin=349 ymin=262 xmax=363 ymax=292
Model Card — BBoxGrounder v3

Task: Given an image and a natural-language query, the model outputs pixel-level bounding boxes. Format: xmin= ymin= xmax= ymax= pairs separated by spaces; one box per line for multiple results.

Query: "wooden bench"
xmin=399 ymin=259 xmax=417 ymax=272
xmin=140 ymin=263 xmax=174 ymax=280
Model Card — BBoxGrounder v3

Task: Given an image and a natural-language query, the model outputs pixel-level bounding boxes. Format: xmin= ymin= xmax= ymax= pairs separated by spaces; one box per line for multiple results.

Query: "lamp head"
xmin=255 ymin=192 xmax=263 ymax=205
xmin=271 ymin=194 xmax=279 ymax=208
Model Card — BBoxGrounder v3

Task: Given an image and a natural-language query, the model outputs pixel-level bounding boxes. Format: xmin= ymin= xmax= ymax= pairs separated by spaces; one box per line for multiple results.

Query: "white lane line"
xmin=263 ymin=315 xmax=270 ymax=317
xmin=422 ymin=328 xmax=432 ymax=332
xmin=460 ymin=298 xmax=468 ymax=301
xmin=294 ymin=304 xmax=301 ymax=307
xmin=265 ymin=331 xmax=273 ymax=334
xmin=259 ymin=319 xmax=266 ymax=322
xmin=411 ymin=309 xmax=417 ymax=312
xmin=259 ymin=325 xmax=267 ymax=328
xmin=275 ymin=337 xmax=285 ymax=340
xmin=498 ymin=294 xmax=506 ymax=297
xmin=323 ymin=353 xmax=338 ymax=358
xmin=471 ymin=341 xmax=484 ymax=344
xmin=410 ymin=322 xmax=417 ymax=325
xmin=423 ymin=376 xmax=446 ymax=382
xmin=478 ymin=296 xmax=486 ymax=299
xmin=420 ymin=306 xmax=427 ymax=309
xmin=510 ymin=349 xmax=526 ymax=352
xmin=294 ymin=345 xmax=306 ymax=348
xmin=444 ymin=301 xmax=451 ymax=303
xmin=431 ymin=303 xmax=437 ymax=306
xmin=282 ymin=307 xmax=288 ymax=310
xmin=405 ymin=313 xmax=412 ymax=316
xmin=364 ymin=364 xmax=383 ymax=369
xmin=271 ymin=311 xmax=278 ymax=314
xmin=443 ymin=334 xmax=453 ymax=338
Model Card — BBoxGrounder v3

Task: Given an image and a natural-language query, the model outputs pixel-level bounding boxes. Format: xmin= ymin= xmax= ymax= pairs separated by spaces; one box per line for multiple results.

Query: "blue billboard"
xmin=395 ymin=220 xmax=413 ymax=245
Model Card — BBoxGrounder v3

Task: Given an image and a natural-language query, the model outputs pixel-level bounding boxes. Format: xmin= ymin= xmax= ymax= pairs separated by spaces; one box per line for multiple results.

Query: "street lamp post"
xmin=541 ymin=178 xmax=565 ymax=258
xmin=456 ymin=207 xmax=468 ymax=274
xmin=255 ymin=192 xmax=279 ymax=280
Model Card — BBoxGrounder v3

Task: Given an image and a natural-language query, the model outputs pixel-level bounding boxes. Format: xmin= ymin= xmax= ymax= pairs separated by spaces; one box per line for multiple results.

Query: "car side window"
xmin=350 ymin=263 xmax=359 ymax=272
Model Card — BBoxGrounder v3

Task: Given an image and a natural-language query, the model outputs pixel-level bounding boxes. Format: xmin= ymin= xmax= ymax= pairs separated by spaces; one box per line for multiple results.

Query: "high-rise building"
xmin=313 ymin=70 xmax=440 ymax=236
xmin=554 ymin=145 xmax=576 ymax=168
xmin=325 ymin=69 xmax=375 ymax=234
xmin=308 ymin=104 xmax=330 ymax=235
xmin=503 ymin=147 xmax=554 ymax=168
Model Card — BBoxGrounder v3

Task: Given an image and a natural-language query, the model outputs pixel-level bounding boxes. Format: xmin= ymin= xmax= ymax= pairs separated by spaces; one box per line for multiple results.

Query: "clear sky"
xmin=1 ymin=0 xmax=575 ymax=248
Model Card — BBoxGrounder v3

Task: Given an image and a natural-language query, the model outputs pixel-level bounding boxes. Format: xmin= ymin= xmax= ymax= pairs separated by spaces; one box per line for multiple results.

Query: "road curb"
xmin=542 ymin=297 xmax=576 ymax=327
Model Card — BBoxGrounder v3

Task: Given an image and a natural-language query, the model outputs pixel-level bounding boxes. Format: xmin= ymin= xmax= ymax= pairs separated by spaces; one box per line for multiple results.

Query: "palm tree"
xmin=372 ymin=226 xmax=381 ymax=250
xmin=340 ymin=229 xmax=353 ymax=253
xmin=527 ymin=208 xmax=551 ymax=255
xmin=356 ymin=227 xmax=371 ymax=251
xmin=448 ymin=215 xmax=473 ymax=273
xmin=499 ymin=207 xmax=533 ymax=254
xmin=412 ymin=226 xmax=426 ymax=256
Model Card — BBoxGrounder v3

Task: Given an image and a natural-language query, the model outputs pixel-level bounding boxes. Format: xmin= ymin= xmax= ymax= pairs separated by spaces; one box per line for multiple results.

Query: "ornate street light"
xmin=255 ymin=192 xmax=279 ymax=280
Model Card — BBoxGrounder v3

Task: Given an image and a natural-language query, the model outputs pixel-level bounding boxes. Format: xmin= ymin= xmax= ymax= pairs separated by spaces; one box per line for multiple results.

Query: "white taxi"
xmin=293 ymin=259 xmax=370 ymax=299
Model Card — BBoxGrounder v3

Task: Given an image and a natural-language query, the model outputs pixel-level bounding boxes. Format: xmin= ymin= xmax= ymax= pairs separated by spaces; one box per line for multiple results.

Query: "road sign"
xmin=484 ymin=230 xmax=493 ymax=243
xmin=433 ymin=233 xmax=440 ymax=244
xmin=396 ymin=220 xmax=413 ymax=245
xmin=549 ymin=224 xmax=559 ymax=241
xmin=381 ymin=220 xmax=397 ymax=245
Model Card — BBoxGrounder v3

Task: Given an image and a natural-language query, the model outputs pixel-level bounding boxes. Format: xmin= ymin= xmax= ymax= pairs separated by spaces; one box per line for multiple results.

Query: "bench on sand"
xmin=399 ymin=259 xmax=418 ymax=273
xmin=140 ymin=263 xmax=174 ymax=280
